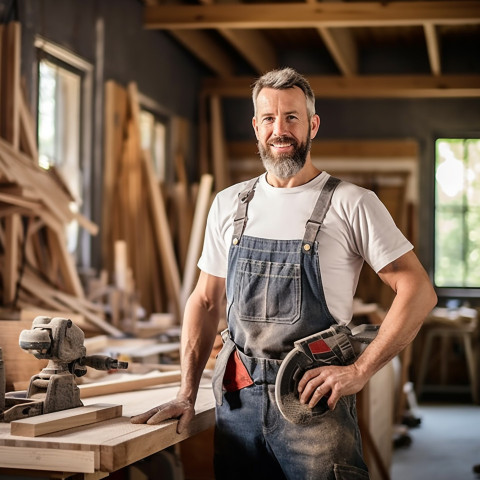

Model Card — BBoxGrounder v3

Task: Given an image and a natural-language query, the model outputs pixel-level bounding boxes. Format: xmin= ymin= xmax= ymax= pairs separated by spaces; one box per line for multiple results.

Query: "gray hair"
xmin=252 ymin=67 xmax=316 ymax=119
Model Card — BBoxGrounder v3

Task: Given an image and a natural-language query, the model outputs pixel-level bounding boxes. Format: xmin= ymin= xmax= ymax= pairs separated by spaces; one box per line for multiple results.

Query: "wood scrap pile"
xmin=0 ymin=21 xmax=122 ymax=337
xmin=101 ymin=80 xmax=214 ymax=327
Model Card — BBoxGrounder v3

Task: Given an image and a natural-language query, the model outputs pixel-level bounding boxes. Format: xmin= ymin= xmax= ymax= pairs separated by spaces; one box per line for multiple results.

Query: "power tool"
xmin=0 ymin=316 xmax=128 ymax=422
xmin=275 ymin=324 xmax=379 ymax=425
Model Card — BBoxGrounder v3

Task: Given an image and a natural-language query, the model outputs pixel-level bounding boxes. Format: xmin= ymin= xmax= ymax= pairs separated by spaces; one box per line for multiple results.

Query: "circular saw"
xmin=275 ymin=324 xmax=379 ymax=425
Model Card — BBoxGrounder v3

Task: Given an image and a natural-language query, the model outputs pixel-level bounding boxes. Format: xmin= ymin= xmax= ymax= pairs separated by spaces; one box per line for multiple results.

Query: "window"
xmin=139 ymin=109 xmax=167 ymax=182
xmin=434 ymin=138 xmax=480 ymax=288
xmin=35 ymin=37 xmax=93 ymax=261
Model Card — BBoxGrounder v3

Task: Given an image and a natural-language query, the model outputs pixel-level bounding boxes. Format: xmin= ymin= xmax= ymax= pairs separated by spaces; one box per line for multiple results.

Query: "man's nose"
xmin=273 ymin=117 xmax=287 ymax=136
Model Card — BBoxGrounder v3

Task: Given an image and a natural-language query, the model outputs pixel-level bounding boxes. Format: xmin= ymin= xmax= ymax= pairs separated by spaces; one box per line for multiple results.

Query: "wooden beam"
xmin=169 ymin=30 xmax=236 ymax=78
xmin=10 ymin=404 xmax=122 ymax=437
xmin=202 ymin=74 xmax=480 ymax=98
xmin=218 ymin=29 xmax=277 ymax=75
xmin=424 ymin=22 xmax=441 ymax=75
xmin=78 ymin=371 xmax=181 ymax=398
xmin=228 ymin=139 xmax=419 ymax=158
xmin=0 ymin=22 xmax=21 ymax=149
xmin=317 ymin=27 xmax=358 ymax=76
xmin=3 ymin=213 xmax=21 ymax=305
xmin=0 ymin=446 xmax=95 ymax=473
xmin=181 ymin=173 xmax=214 ymax=313
xmin=144 ymin=1 xmax=480 ymax=30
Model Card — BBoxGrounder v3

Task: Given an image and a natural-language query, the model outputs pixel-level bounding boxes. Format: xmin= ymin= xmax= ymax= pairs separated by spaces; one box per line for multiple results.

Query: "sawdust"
xmin=281 ymin=393 xmax=314 ymax=425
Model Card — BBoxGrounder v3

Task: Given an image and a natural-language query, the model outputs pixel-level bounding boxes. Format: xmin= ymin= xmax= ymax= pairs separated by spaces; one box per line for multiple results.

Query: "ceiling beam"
xmin=144 ymin=1 xmax=480 ymax=30
xmin=317 ymin=27 xmax=358 ymax=76
xmin=202 ymin=74 xmax=480 ymax=98
xmin=423 ymin=22 xmax=441 ymax=75
xmin=218 ymin=29 xmax=277 ymax=74
xmin=169 ymin=30 xmax=236 ymax=77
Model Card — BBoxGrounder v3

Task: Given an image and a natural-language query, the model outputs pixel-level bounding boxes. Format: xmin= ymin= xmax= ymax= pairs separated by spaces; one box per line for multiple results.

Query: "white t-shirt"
xmin=198 ymin=171 xmax=413 ymax=325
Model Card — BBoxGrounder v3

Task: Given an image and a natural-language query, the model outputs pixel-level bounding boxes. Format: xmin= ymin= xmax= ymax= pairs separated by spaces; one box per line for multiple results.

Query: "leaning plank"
xmin=142 ymin=150 xmax=182 ymax=322
xmin=3 ymin=213 xmax=21 ymax=305
xmin=0 ymin=446 xmax=95 ymax=473
xmin=1 ymin=22 xmax=20 ymax=149
xmin=10 ymin=404 xmax=122 ymax=438
xmin=180 ymin=174 xmax=214 ymax=314
xmin=78 ymin=371 xmax=181 ymax=399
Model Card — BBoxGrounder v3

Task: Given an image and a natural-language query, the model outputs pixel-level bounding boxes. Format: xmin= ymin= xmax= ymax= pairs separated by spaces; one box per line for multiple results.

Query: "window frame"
xmin=433 ymin=134 xmax=480 ymax=300
xmin=33 ymin=36 xmax=93 ymax=266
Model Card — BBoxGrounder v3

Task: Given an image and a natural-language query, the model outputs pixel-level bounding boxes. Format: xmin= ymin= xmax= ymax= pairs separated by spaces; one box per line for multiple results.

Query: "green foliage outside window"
xmin=435 ymin=138 xmax=480 ymax=287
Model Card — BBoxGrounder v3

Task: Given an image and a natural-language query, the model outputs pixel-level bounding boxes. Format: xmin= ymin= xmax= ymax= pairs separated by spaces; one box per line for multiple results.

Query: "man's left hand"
xmin=297 ymin=364 xmax=368 ymax=410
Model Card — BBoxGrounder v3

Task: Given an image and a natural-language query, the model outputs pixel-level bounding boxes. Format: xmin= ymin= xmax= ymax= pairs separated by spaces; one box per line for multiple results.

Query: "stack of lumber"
xmin=102 ymin=80 xmax=214 ymax=325
xmin=0 ymin=22 xmax=119 ymax=336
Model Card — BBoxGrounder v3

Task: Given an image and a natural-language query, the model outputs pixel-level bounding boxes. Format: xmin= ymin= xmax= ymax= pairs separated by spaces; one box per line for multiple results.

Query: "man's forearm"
xmin=177 ymin=293 xmax=221 ymax=404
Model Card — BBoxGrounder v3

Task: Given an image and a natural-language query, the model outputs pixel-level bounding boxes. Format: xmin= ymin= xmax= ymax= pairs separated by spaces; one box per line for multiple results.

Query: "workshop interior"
xmin=0 ymin=0 xmax=479 ymax=479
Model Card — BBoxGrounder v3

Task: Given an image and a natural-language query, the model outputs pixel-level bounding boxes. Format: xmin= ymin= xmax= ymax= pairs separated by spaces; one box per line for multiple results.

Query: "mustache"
xmin=268 ymin=135 xmax=297 ymax=146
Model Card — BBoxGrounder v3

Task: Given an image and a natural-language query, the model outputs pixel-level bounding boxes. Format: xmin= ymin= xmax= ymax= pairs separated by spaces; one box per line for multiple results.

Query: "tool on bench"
xmin=275 ymin=324 xmax=379 ymax=425
xmin=0 ymin=316 xmax=128 ymax=422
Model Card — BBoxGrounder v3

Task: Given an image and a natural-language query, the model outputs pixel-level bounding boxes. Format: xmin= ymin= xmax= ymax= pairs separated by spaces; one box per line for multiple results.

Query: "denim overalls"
xmin=212 ymin=176 xmax=369 ymax=480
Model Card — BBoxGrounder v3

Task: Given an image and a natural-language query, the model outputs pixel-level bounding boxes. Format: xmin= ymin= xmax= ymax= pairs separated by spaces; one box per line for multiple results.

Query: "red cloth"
xmin=223 ymin=350 xmax=254 ymax=392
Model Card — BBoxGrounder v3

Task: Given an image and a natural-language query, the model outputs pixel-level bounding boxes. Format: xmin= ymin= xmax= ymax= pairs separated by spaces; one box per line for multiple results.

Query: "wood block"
xmin=10 ymin=403 xmax=122 ymax=437
xmin=0 ymin=446 xmax=95 ymax=472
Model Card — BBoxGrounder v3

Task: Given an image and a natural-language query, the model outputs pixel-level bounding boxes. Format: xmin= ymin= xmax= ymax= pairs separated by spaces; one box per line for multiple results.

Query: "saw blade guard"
xmin=275 ymin=324 xmax=379 ymax=425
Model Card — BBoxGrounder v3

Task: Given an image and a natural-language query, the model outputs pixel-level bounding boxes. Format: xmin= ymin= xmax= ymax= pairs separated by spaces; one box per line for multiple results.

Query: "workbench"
xmin=0 ymin=378 xmax=215 ymax=478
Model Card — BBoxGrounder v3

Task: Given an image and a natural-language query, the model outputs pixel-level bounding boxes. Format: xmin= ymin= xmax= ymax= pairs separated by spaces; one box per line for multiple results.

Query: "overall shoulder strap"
xmin=231 ymin=176 xmax=260 ymax=245
xmin=302 ymin=176 xmax=341 ymax=253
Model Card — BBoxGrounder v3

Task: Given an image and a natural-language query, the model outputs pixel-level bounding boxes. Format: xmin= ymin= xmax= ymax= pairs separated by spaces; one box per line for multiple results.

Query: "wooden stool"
xmin=416 ymin=307 xmax=478 ymax=403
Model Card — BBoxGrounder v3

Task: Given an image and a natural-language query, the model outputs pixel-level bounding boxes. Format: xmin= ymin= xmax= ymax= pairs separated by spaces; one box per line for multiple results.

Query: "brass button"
xmin=303 ymin=243 xmax=311 ymax=251
xmin=233 ymin=237 xmax=239 ymax=245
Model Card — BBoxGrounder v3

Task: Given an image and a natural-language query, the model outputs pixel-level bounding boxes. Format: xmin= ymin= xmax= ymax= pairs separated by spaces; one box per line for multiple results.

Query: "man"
xmin=131 ymin=68 xmax=437 ymax=479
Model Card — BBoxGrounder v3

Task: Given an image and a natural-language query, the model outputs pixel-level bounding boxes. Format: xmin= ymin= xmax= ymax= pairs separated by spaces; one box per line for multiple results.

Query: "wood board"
xmin=10 ymin=404 xmax=122 ymax=437
xmin=0 ymin=379 xmax=215 ymax=474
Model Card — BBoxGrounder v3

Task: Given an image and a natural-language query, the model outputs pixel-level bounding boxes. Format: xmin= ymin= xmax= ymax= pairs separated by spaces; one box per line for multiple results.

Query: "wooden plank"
xmin=144 ymin=1 xmax=480 ymax=30
xmin=1 ymin=22 xmax=21 ymax=149
xmin=78 ymin=371 xmax=181 ymax=398
xmin=202 ymin=74 xmax=480 ymax=99
xmin=18 ymin=86 xmax=39 ymax=160
xmin=181 ymin=174 xmax=214 ymax=313
xmin=102 ymin=81 xmax=128 ymax=274
xmin=0 ymin=446 xmax=96 ymax=473
xmin=3 ymin=213 xmax=21 ymax=305
xmin=10 ymin=404 xmax=122 ymax=437
xmin=142 ymin=150 xmax=182 ymax=322
xmin=210 ymin=95 xmax=230 ymax=191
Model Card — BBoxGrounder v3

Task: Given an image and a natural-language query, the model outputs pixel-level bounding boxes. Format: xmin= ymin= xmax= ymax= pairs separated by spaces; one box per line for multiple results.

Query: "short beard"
xmin=258 ymin=134 xmax=311 ymax=180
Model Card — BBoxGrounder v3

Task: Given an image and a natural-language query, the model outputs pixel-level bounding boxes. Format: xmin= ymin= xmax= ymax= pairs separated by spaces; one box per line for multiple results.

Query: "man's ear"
xmin=310 ymin=114 xmax=320 ymax=139
xmin=252 ymin=116 xmax=259 ymax=140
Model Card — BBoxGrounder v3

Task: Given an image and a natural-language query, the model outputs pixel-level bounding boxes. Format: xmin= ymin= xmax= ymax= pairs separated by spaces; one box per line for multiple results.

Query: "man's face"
xmin=252 ymin=86 xmax=319 ymax=180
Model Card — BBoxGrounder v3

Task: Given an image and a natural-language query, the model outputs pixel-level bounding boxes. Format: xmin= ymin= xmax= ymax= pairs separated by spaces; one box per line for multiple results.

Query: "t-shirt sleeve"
xmin=197 ymin=194 xmax=229 ymax=278
xmin=351 ymin=190 xmax=413 ymax=273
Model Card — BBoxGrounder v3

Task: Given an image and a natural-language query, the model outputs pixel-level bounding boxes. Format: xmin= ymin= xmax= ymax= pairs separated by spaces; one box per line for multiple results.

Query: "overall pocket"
xmin=234 ymin=258 xmax=301 ymax=324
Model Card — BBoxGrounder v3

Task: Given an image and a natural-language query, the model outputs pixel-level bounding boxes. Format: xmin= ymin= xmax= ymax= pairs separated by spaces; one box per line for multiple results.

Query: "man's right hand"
xmin=130 ymin=397 xmax=195 ymax=434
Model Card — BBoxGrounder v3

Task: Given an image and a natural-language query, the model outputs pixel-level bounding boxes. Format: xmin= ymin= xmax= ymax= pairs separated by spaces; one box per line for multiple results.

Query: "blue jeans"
xmin=214 ymin=353 xmax=369 ymax=480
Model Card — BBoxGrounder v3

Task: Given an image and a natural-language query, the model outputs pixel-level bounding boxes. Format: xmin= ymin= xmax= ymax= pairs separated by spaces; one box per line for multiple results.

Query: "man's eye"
xmin=287 ymin=115 xmax=298 ymax=121
xmin=263 ymin=117 xmax=274 ymax=123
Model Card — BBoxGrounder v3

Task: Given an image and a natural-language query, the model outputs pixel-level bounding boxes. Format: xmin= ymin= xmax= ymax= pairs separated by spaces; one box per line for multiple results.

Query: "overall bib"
xmin=212 ymin=176 xmax=369 ymax=480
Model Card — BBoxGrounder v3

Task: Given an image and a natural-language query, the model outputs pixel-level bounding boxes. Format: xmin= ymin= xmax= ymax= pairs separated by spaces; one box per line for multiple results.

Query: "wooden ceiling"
xmin=142 ymin=1 xmax=480 ymax=98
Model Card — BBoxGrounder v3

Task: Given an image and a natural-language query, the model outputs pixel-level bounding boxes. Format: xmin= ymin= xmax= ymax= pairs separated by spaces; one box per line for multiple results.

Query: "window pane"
xmin=38 ymin=58 xmax=82 ymax=253
xmin=434 ymin=138 xmax=480 ymax=288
